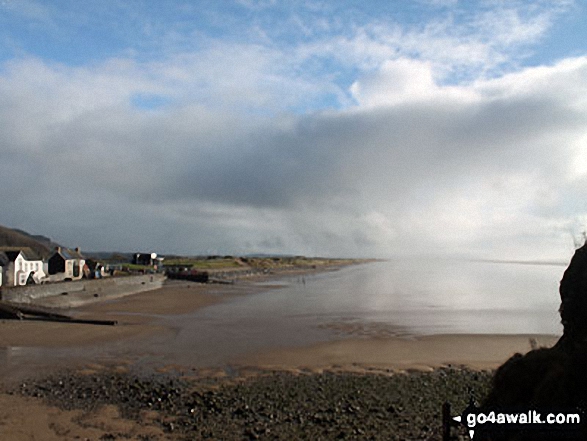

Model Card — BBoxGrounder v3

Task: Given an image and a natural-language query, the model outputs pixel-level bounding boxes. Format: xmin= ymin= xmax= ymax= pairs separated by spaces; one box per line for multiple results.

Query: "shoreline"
xmin=0 ymin=261 xmax=362 ymax=349
xmin=234 ymin=333 xmax=560 ymax=373
xmin=0 ymin=261 xmax=565 ymax=439
xmin=0 ymin=260 xmax=561 ymax=373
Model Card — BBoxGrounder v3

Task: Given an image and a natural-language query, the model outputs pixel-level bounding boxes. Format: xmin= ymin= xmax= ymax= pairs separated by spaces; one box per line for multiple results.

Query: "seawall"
xmin=0 ymin=274 xmax=166 ymax=307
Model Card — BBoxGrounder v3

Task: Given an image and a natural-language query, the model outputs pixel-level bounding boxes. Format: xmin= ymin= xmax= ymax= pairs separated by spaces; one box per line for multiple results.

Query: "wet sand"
xmin=0 ymin=270 xmax=562 ymax=440
xmin=237 ymin=333 xmax=560 ymax=372
xmin=0 ymin=280 xmax=264 ymax=440
xmin=0 ymin=272 xmax=561 ymax=375
xmin=0 ymin=281 xmax=248 ymax=347
xmin=0 ymin=393 xmax=168 ymax=441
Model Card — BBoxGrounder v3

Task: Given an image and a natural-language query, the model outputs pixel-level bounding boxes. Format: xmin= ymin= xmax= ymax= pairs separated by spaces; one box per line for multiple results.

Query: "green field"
xmin=163 ymin=256 xmax=365 ymax=270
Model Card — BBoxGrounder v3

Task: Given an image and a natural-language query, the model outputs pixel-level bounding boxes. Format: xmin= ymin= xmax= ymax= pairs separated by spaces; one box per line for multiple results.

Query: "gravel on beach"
xmin=13 ymin=367 xmax=492 ymax=440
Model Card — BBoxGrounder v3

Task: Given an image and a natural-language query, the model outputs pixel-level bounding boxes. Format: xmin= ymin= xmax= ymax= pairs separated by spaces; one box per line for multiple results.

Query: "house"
xmin=132 ymin=252 xmax=164 ymax=269
xmin=85 ymin=259 xmax=106 ymax=279
xmin=0 ymin=252 xmax=8 ymax=287
xmin=47 ymin=247 xmax=85 ymax=281
xmin=0 ymin=248 xmax=45 ymax=286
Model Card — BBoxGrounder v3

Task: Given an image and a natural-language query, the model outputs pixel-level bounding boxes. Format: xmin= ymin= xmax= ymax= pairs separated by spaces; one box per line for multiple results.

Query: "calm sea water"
xmin=184 ymin=259 xmax=564 ymax=337
xmin=133 ymin=258 xmax=565 ymax=366
xmin=0 ymin=259 xmax=566 ymax=375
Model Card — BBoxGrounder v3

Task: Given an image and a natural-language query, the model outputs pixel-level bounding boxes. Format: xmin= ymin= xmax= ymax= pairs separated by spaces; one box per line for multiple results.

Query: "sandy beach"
xmin=0 ymin=277 xmax=559 ymax=370
xmin=0 ymin=270 xmax=562 ymax=440
xmin=239 ymin=333 xmax=559 ymax=372
xmin=0 ymin=281 xmax=247 ymax=348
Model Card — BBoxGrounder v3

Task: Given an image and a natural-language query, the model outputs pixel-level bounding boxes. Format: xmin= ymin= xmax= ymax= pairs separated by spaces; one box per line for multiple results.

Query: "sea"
xmin=0 ymin=259 xmax=567 ymax=376
xmin=198 ymin=258 xmax=565 ymax=335
xmin=152 ymin=258 xmax=564 ymax=363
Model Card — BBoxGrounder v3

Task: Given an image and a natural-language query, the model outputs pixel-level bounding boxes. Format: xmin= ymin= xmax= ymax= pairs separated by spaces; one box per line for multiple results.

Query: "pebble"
xmin=15 ymin=367 xmax=492 ymax=440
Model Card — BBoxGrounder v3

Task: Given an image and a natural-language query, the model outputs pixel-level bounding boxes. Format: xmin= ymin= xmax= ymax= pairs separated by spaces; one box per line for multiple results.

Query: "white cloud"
xmin=292 ymin=0 xmax=573 ymax=88
xmin=350 ymin=58 xmax=449 ymax=106
xmin=0 ymin=1 xmax=585 ymax=259
xmin=3 ymin=54 xmax=586 ymax=259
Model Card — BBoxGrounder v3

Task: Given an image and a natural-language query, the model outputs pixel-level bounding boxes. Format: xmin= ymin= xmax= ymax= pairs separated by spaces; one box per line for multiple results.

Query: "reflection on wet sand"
xmin=0 ymin=260 xmax=564 ymax=381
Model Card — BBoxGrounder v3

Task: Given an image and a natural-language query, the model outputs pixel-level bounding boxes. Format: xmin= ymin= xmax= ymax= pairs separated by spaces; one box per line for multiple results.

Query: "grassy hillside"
xmin=0 ymin=225 xmax=56 ymax=259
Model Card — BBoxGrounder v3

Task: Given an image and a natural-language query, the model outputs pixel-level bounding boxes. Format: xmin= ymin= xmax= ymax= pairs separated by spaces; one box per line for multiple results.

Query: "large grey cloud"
xmin=0 ymin=48 xmax=586 ymax=258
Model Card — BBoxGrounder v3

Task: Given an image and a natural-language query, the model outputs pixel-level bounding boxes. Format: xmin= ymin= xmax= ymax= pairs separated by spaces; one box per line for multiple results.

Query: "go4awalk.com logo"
xmin=451 ymin=401 xmax=584 ymax=439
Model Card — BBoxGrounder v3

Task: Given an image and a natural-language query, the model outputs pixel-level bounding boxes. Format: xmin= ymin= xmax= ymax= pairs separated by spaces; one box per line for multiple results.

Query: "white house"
xmin=2 ymin=249 xmax=45 ymax=286
xmin=47 ymin=247 xmax=85 ymax=281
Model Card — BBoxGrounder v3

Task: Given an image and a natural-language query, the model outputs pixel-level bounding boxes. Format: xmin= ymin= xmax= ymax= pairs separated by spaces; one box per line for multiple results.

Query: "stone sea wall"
xmin=0 ymin=274 xmax=165 ymax=304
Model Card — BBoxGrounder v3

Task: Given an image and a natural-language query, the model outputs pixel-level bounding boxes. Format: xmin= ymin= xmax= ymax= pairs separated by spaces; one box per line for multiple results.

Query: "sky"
xmin=0 ymin=0 xmax=586 ymax=260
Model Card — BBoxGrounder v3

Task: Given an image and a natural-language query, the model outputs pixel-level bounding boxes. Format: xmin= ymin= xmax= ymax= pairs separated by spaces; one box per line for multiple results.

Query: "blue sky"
xmin=3 ymin=0 xmax=584 ymax=108
xmin=0 ymin=0 xmax=586 ymax=259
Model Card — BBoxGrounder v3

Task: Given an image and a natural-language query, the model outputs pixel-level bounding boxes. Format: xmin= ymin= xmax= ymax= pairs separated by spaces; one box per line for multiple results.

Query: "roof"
xmin=0 ymin=247 xmax=42 ymax=261
xmin=52 ymin=247 xmax=84 ymax=260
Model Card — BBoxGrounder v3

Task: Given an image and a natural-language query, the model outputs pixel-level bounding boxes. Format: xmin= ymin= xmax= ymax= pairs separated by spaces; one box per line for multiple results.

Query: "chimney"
xmin=55 ymin=246 xmax=61 ymax=253
xmin=75 ymin=247 xmax=80 ymax=253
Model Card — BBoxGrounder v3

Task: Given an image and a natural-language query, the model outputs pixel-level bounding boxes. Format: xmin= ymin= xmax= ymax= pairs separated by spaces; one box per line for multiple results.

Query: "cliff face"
xmin=480 ymin=243 xmax=587 ymax=440
xmin=558 ymin=243 xmax=587 ymax=345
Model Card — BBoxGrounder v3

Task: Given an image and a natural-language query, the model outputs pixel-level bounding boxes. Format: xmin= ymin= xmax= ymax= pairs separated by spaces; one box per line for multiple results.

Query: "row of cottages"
xmin=0 ymin=246 xmax=85 ymax=287
xmin=0 ymin=248 xmax=45 ymax=287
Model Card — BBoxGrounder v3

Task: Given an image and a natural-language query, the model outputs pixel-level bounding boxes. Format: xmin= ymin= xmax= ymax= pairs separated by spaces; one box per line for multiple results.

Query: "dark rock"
xmin=558 ymin=243 xmax=587 ymax=343
xmin=481 ymin=244 xmax=587 ymax=440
